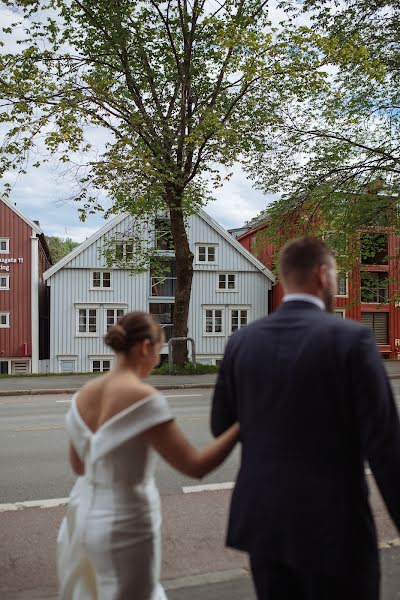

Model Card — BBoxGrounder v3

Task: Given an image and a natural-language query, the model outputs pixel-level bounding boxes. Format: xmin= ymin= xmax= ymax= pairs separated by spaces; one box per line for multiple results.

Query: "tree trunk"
xmin=168 ymin=198 xmax=194 ymax=367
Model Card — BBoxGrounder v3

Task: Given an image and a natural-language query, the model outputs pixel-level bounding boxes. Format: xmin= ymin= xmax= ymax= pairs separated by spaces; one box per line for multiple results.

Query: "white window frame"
xmin=336 ymin=273 xmax=348 ymax=298
xmin=217 ymin=273 xmax=237 ymax=292
xmin=90 ymin=356 xmax=114 ymax=373
xmin=90 ymin=270 xmax=113 ymax=290
xmin=104 ymin=306 xmax=127 ymax=333
xmin=203 ymin=306 xmax=225 ymax=336
xmin=334 ymin=309 xmax=346 ymax=319
xmin=196 ymin=244 xmax=218 ymax=265
xmin=0 ymin=312 xmax=10 ymax=328
xmin=0 ymin=275 xmax=10 ymax=290
xmin=0 ymin=238 xmax=10 ymax=254
xmin=229 ymin=306 xmax=250 ymax=334
xmin=75 ymin=305 xmax=99 ymax=337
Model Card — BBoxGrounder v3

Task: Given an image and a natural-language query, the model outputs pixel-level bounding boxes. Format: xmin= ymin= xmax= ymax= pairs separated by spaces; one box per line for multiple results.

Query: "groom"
xmin=211 ymin=236 xmax=400 ymax=599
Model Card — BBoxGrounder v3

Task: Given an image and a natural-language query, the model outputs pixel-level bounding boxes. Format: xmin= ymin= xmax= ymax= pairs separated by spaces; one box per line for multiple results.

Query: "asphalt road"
xmin=0 ymin=390 xmax=240 ymax=503
xmin=2 ymin=386 xmax=400 ymax=599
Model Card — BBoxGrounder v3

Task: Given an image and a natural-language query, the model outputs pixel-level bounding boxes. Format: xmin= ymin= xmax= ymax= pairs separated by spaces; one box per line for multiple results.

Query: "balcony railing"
xmin=150 ymin=277 xmax=177 ymax=297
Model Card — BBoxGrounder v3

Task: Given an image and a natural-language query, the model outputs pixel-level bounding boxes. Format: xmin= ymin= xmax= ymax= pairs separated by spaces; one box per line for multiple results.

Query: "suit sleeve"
xmin=210 ymin=337 xmax=238 ymax=437
xmin=352 ymin=327 xmax=400 ymax=531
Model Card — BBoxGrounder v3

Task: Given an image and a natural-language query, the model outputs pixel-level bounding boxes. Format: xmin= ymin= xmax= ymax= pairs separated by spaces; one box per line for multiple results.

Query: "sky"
xmin=0 ymin=2 xmax=288 ymax=242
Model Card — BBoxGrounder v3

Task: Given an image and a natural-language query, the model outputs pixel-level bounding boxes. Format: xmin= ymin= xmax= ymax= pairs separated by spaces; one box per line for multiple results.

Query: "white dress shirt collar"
xmin=282 ymin=293 xmax=325 ymax=311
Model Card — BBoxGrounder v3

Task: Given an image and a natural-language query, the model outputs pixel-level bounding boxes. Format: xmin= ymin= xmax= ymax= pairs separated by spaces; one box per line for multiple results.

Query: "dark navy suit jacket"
xmin=211 ymin=301 xmax=400 ymax=576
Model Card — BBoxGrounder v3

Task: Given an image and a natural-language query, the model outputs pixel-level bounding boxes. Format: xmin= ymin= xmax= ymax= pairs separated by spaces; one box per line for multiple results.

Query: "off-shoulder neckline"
xmin=71 ymin=391 xmax=164 ymax=437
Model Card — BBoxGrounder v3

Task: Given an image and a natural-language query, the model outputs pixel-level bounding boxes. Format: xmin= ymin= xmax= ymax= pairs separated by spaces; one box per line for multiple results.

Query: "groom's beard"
xmin=323 ymin=289 xmax=335 ymax=313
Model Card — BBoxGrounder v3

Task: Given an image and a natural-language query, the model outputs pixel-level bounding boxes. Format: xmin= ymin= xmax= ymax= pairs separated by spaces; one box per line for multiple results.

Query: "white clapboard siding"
xmin=45 ymin=210 xmax=273 ymax=372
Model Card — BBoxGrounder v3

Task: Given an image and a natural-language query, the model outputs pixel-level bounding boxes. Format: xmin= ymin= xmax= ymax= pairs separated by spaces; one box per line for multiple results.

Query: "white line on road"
xmin=55 ymin=394 xmax=204 ymax=404
xmin=0 ymin=497 xmax=69 ymax=512
xmin=182 ymin=482 xmax=234 ymax=493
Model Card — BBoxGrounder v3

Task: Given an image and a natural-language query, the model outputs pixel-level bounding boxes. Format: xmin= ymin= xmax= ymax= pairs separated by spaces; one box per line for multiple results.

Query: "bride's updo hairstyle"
xmin=104 ymin=311 xmax=163 ymax=354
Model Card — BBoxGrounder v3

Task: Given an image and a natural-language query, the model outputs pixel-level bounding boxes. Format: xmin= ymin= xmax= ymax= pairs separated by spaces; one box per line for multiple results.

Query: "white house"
xmin=43 ymin=209 xmax=274 ymax=373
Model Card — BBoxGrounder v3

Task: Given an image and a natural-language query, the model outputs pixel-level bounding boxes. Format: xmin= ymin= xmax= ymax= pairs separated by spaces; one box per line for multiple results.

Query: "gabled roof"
xmin=198 ymin=209 xmax=274 ymax=281
xmin=1 ymin=196 xmax=42 ymax=235
xmin=44 ymin=209 xmax=275 ymax=282
xmin=44 ymin=212 xmax=127 ymax=280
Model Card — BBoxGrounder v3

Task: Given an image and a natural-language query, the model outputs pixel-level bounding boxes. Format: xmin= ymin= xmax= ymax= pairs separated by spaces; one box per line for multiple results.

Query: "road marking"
xmin=0 ymin=497 xmax=69 ymax=512
xmin=165 ymin=394 xmax=203 ymax=398
xmin=54 ymin=394 xmax=204 ymax=404
xmin=15 ymin=425 xmax=64 ymax=432
xmin=182 ymin=482 xmax=234 ymax=493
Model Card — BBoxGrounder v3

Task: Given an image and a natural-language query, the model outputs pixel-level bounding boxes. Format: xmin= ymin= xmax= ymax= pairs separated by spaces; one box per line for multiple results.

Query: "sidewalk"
xmin=0 ymin=373 xmax=218 ymax=396
xmin=11 ymin=546 xmax=400 ymax=599
xmin=1 ymin=361 xmax=400 ymax=396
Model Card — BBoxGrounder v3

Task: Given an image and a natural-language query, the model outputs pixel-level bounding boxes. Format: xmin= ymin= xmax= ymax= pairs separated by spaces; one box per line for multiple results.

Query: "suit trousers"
xmin=249 ymin=557 xmax=380 ymax=600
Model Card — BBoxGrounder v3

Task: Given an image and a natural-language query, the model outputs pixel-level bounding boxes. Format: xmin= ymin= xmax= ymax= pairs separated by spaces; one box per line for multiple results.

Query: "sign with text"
xmin=0 ymin=257 xmax=24 ymax=272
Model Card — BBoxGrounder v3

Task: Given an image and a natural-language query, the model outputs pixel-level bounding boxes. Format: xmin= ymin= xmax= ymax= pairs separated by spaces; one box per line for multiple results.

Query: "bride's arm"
xmin=145 ymin=420 xmax=239 ymax=479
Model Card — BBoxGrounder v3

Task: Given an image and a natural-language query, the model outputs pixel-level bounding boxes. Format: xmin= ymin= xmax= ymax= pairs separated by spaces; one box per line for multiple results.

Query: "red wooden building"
xmin=238 ymin=223 xmax=400 ymax=359
xmin=0 ymin=197 xmax=52 ymax=374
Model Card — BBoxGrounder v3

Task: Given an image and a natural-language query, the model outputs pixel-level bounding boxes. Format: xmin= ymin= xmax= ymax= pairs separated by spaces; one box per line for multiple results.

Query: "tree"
xmin=0 ymin=0 xmax=324 ymax=364
xmin=248 ymin=0 xmax=400 ymax=272
xmin=47 ymin=236 xmax=80 ymax=263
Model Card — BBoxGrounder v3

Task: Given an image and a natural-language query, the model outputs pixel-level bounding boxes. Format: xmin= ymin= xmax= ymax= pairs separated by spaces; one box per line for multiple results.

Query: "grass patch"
xmin=152 ymin=362 xmax=219 ymax=375
xmin=0 ymin=372 xmax=97 ymax=379
xmin=0 ymin=363 xmax=218 ymax=378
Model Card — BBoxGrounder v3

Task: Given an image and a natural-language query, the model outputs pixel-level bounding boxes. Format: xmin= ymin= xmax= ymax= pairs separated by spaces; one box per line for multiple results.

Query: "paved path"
xmin=0 ymin=373 xmax=217 ymax=394
xmin=1 ymin=361 xmax=400 ymax=396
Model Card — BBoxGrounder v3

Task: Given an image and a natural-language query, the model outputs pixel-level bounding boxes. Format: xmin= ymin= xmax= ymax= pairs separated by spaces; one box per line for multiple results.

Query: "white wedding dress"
xmin=57 ymin=392 xmax=173 ymax=600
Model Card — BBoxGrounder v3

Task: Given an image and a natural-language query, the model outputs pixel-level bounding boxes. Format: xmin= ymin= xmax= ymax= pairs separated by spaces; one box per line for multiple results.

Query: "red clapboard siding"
xmin=0 ymin=201 xmax=32 ymax=358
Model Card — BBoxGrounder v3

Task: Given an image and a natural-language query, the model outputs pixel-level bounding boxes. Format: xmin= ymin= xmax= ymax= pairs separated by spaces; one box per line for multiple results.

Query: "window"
xmin=91 ymin=359 xmax=112 ymax=373
xmin=360 ymin=272 xmax=388 ymax=303
xmin=0 ymin=312 xmax=10 ymax=328
xmin=334 ymin=310 xmax=345 ymax=319
xmin=336 ymin=273 xmax=347 ymax=297
xmin=196 ymin=245 xmax=217 ymax=264
xmin=150 ymin=258 xmax=177 ymax=297
xmin=77 ymin=308 xmax=98 ymax=335
xmin=360 ymin=233 xmax=388 ymax=265
xmin=218 ymin=273 xmax=236 ymax=291
xmin=230 ymin=308 xmax=249 ymax=332
xmin=155 ymin=217 xmax=174 ymax=250
xmin=115 ymin=242 xmax=134 ymax=262
xmin=361 ymin=312 xmax=389 ymax=345
xmin=105 ymin=308 xmax=125 ymax=332
xmin=0 ymin=238 xmax=9 ymax=253
xmin=204 ymin=307 xmax=224 ymax=335
xmin=91 ymin=271 xmax=112 ymax=289
xmin=0 ymin=275 xmax=10 ymax=290
xmin=149 ymin=303 xmax=174 ymax=342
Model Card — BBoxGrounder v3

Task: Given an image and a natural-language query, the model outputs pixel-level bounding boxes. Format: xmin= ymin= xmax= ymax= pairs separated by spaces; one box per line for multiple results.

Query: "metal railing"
xmin=167 ymin=337 xmax=196 ymax=373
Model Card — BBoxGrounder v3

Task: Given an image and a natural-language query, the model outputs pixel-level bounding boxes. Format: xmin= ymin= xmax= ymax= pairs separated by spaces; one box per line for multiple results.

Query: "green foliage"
xmin=152 ymin=361 xmax=219 ymax=375
xmin=245 ymin=0 xmax=400 ymax=300
xmin=46 ymin=235 xmax=80 ymax=263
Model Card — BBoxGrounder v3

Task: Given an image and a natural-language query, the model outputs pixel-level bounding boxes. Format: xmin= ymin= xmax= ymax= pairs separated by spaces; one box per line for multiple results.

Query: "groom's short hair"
xmin=279 ymin=237 xmax=334 ymax=286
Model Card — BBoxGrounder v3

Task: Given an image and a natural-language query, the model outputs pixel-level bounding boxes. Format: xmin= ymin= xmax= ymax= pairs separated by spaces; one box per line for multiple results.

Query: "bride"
xmin=57 ymin=311 xmax=239 ymax=600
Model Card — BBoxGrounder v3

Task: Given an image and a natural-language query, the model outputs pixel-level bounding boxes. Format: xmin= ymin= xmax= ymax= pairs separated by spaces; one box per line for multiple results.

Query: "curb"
xmin=0 ymin=383 xmax=216 ymax=397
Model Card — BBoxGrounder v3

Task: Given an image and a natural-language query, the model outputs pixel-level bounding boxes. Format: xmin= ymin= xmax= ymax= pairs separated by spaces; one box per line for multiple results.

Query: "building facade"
xmin=0 ymin=197 xmax=52 ymax=374
xmin=44 ymin=210 xmax=274 ymax=373
xmin=238 ymin=224 xmax=400 ymax=359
